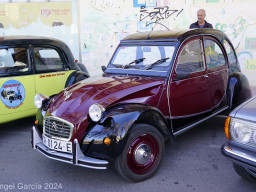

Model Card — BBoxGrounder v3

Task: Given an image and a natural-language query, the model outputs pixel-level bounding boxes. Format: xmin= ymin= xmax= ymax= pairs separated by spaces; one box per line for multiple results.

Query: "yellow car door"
xmin=0 ymin=47 xmax=36 ymax=123
xmin=32 ymin=47 xmax=75 ymax=97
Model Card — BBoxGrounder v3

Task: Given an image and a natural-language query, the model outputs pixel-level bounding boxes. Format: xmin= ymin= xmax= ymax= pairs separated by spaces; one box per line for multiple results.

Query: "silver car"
xmin=222 ymin=96 xmax=256 ymax=181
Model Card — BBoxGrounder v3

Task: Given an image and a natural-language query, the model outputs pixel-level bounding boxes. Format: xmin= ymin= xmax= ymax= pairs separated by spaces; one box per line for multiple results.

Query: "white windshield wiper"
xmin=122 ymin=58 xmax=145 ymax=69
xmin=144 ymin=57 xmax=170 ymax=70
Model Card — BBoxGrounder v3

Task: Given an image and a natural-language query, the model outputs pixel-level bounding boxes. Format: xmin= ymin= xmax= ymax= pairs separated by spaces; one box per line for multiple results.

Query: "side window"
xmin=176 ymin=39 xmax=204 ymax=74
xmin=34 ymin=47 xmax=65 ymax=72
xmin=204 ymin=39 xmax=226 ymax=69
xmin=223 ymin=39 xmax=237 ymax=65
xmin=0 ymin=47 xmax=29 ymax=75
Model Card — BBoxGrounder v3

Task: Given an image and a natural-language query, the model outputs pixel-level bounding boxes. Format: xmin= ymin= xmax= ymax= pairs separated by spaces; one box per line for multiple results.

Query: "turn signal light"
xmin=35 ymin=119 xmax=39 ymax=125
xmin=103 ymin=137 xmax=111 ymax=145
xmin=225 ymin=116 xmax=231 ymax=140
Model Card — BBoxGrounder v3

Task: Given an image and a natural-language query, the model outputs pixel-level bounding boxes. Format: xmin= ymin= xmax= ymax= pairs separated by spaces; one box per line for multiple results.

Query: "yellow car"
xmin=0 ymin=36 xmax=89 ymax=124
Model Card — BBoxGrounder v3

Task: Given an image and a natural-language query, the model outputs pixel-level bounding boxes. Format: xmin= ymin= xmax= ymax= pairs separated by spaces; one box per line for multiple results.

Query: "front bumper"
xmin=221 ymin=142 xmax=256 ymax=173
xmin=31 ymin=126 xmax=108 ymax=169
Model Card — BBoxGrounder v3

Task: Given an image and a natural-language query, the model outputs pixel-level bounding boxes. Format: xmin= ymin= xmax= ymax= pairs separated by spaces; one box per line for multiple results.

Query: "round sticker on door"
xmin=0 ymin=80 xmax=25 ymax=109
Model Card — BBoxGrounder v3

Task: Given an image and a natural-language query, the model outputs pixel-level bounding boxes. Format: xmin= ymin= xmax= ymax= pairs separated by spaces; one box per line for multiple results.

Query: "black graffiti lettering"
xmin=140 ymin=6 xmax=183 ymax=23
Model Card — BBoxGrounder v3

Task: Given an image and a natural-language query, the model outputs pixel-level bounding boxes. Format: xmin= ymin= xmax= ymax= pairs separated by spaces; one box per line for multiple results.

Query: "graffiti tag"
xmin=140 ymin=6 xmax=183 ymax=23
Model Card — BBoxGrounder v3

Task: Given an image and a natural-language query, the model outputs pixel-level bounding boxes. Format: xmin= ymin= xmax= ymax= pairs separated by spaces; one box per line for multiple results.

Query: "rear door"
xmin=169 ymin=37 xmax=212 ymax=117
xmin=203 ymin=37 xmax=228 ymax=107
xmin=0 ymin=47 xmax=36 ymax=123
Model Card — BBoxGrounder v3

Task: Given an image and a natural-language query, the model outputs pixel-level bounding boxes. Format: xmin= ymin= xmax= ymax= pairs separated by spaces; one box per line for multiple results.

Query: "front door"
xmin=169 ymin=38 xmax=212 ymax=117
xmin=32 ymin=47 xmax=74 ymax=96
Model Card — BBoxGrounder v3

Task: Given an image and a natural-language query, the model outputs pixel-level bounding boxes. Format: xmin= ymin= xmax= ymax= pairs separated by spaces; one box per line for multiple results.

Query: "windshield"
xmin=106 ymin=44 xmax=175 ymax=77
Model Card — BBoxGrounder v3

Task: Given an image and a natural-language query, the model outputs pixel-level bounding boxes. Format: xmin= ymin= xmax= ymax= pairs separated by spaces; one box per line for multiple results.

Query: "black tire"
xmin=115 ymin=124 xmax=164 ymax=182
xmin=233 ymin=163 xmax=256 ymax=181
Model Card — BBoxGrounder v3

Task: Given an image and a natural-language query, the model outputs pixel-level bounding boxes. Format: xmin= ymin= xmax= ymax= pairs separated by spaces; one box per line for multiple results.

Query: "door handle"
xmin=203 ymin=75 xmax=209 ymax=79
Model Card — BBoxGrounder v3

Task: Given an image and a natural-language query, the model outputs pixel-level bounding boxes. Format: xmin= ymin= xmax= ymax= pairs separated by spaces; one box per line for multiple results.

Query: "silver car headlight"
xmin=34 ymin=93 xmax=48 ymax=109
xmin=230 ymin=118 xmax=252 ymax=144
xmin=89 ymin=103 xmax=105 ymax=122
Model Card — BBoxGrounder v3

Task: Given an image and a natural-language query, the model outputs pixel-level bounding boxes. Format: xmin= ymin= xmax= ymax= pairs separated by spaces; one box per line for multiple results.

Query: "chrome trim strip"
xmin=223 ymin=145 xmax=256 ymax=163
xmin=170 ymin=108 xmax=212 ymax=119
xmin=173 ymin=106 xmax=229 ymax=136
xmin=32 ymin=126 xmax=108 ymax=170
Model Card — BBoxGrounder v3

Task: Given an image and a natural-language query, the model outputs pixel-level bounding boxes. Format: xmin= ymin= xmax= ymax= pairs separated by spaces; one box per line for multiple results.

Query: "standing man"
xmin=190 ymin=9 xmax=213 ymax=29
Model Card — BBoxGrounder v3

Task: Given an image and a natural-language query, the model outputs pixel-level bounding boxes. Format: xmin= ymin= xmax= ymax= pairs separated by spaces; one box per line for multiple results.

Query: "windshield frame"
xmin=105 ymin=41 xmax=177 ymax=78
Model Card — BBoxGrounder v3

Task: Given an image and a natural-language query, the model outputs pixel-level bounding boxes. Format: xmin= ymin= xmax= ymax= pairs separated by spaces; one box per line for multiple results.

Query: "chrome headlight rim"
xmin=230 ymin=118 xmax=252 ymax=144
xmin=89 ymin=103 xmax=105 ymax=122
xmin=34 ymin=93 xmax=49 ymax=109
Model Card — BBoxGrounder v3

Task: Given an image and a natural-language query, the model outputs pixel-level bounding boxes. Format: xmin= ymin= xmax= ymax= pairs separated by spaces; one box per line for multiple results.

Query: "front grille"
xmin=43 ymin=116 xmax=74 ymax=141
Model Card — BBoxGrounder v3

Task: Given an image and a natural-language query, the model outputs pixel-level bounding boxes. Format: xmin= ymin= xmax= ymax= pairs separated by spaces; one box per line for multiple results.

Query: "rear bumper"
xmin=31 ymin=126 xmax=108 ymax=169
xmin=221 ymin=142 xmax=256 ymax=173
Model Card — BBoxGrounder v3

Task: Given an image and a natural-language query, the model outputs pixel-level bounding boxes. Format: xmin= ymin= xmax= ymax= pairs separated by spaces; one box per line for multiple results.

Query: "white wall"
xmin=1 ymin=0 xmax=256 ymax=86
xmin=79 ymin=0 xmax=256 ymax=86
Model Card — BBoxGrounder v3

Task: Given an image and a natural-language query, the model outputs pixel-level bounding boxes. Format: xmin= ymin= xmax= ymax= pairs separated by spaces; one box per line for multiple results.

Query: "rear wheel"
xmin=115 ymin=124 xmax=164 ymax=182
xmin=233 ymin=163 xmax=256 ymax=181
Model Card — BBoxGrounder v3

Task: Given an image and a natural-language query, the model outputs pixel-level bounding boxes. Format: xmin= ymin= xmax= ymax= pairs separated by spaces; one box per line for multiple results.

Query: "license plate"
xmin=43 ymin=135 xmax=72 ymax=153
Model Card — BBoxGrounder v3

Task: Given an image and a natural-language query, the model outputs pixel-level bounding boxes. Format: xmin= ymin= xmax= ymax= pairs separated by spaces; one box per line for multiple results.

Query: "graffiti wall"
xmin=79 ymin=0 xmax=256 ymax=86
xmin=0 ymin=0 xmax=80 ymax=60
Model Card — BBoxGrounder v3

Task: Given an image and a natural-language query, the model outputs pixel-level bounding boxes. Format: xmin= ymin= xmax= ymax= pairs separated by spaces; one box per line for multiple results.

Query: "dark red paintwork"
xmin=48 ymin=75 xmax=165 ymax=142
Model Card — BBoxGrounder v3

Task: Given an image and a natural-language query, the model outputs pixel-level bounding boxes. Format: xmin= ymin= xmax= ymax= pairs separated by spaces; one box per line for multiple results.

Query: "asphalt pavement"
xmin=0 ymin=116 xmax=256 ymax=192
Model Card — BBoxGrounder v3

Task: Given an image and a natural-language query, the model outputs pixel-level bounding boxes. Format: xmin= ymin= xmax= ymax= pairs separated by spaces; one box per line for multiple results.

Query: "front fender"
xmin=81 ymin=104 xmax=170 ymax=160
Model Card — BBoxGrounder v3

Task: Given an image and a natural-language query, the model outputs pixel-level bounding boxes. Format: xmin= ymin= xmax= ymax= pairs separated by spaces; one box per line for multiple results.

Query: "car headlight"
xmin=89 ymin=103 xmax=105 ymax=122
xmin=34 ymin=93 xmax=49 ymax=109
xmin=230 ymin=118 xmax=252 ymax=144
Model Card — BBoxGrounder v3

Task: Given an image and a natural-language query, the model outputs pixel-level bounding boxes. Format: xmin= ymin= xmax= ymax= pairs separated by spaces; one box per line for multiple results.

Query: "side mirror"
xmin=101 ymin=66 xmax=107 ymax=72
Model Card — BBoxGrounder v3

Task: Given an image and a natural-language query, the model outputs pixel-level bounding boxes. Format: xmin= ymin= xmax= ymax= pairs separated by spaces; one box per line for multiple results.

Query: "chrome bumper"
xmin=221 ymin=142 xmax=256 ymax=171
xmin=32 ymin=126 xmax=108 ymax=169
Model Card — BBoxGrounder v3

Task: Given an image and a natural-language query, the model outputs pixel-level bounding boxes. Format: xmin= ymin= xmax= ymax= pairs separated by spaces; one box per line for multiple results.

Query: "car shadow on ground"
xmin=0 ymin=116 xmax=35 ymax=133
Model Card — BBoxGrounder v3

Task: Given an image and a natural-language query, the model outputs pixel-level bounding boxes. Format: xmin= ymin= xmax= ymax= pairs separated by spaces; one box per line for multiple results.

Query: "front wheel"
xmin=115 ymin=124 xmax=164 ymax=182
xmin=233 ymin=163 xmax=256 ymax=181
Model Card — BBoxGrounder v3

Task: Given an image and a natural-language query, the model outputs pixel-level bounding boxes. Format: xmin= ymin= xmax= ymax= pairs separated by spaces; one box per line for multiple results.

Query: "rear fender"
xmin=228 ymin=72 xmax=252 ymax=108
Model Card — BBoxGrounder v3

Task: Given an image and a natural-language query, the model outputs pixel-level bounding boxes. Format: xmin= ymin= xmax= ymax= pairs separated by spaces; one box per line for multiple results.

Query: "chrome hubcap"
xmin=134 ymin=144 xmax=152 ymax=165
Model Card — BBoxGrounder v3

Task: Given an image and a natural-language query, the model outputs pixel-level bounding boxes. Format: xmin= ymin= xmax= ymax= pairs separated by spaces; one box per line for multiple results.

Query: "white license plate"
xmin=43 ymin=135 xmax=72 ymax=153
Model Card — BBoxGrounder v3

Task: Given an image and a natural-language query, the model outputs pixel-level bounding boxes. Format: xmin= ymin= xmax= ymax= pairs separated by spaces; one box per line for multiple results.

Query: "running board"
xmin=173 ymin=106 xmax=229 ymax=136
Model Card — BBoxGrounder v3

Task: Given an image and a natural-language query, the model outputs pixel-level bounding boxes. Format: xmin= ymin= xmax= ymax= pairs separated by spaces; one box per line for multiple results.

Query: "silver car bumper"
xmin=221 ymin=142 xmax=256 ymax=172
xmin=32 ymin=126 xmax=108 ymax=169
